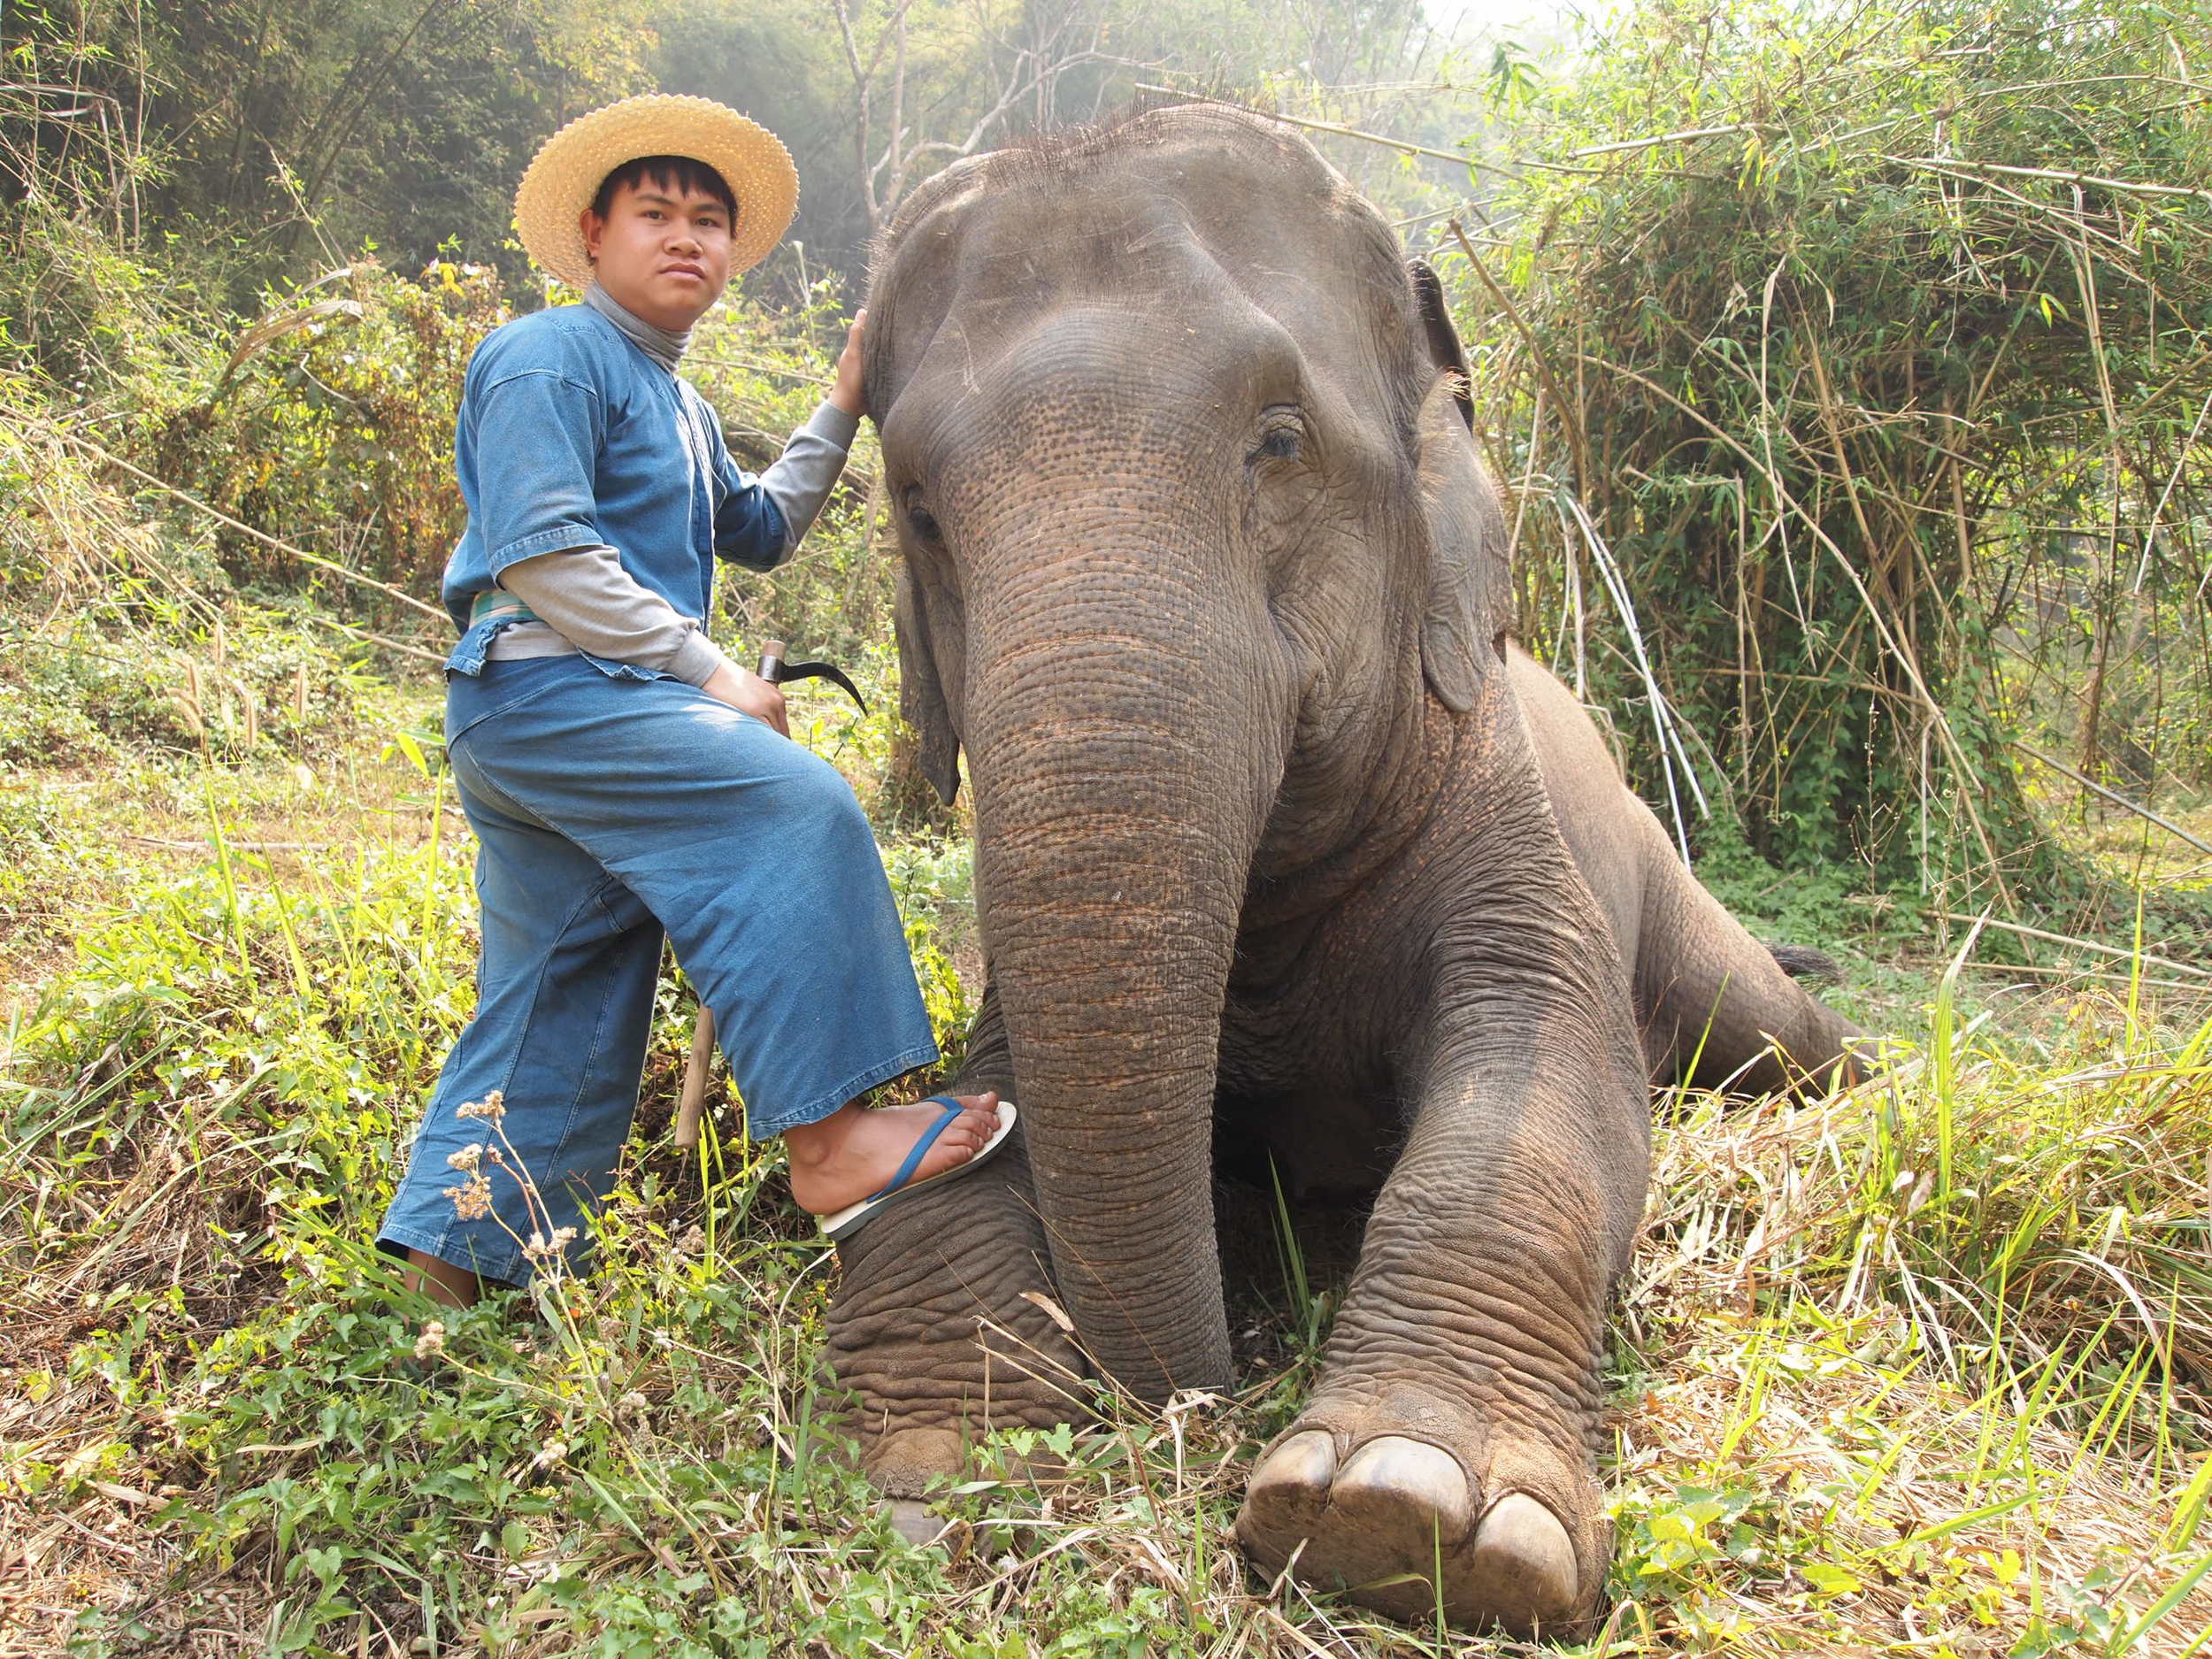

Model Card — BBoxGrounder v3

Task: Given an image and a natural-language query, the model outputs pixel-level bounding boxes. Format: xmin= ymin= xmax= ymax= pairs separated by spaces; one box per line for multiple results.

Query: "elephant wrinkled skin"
xmin=824 ymin=104 xmax=1865 ymax=1637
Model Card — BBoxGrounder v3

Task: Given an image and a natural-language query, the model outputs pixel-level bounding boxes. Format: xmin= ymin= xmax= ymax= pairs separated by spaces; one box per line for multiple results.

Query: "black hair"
xmin=589 ymin=155 xmax=738 ymax=222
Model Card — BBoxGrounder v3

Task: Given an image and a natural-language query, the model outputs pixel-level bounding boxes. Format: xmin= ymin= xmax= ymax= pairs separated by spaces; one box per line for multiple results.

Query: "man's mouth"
xmin=663 ymin=264 xmax=706 ymax=280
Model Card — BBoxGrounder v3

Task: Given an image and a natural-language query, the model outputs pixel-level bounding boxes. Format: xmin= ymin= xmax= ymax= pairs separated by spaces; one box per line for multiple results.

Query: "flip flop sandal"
xmin=818 ymin=1096 xmax=1018 ymax=1242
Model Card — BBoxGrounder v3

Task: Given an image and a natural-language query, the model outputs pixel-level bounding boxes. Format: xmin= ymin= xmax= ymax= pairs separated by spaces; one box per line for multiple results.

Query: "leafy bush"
xmin=1463 ymin=0 xmax=2212 ymax=892
xmin=145 ymin=259 xmax=510 ymax=604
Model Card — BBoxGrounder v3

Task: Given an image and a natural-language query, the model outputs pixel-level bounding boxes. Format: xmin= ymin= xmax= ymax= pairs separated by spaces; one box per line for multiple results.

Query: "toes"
xmin=1235 ymin=1426 xmax=1592 ymax=1638
xmin=1466 ymin=1493 xmax=1579 ymax=1633
xmin=1296 ymin=1436 xmax=1475 ymax=1617
xmin=1244 ymin=1428 xmax=1338 ymax=1547
xmin=928 ymin=1135 xmax=980 ymax=1169
xmin=1333 ymin=1435 xmax=1472 ymax=1541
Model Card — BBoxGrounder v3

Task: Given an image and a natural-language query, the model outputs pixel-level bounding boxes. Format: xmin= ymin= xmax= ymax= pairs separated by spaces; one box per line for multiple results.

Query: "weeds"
xmin=4 ymin=463 xmax=2208 ymax=1655
xmin=4 ymin=672 xmax=2209 ymax=1655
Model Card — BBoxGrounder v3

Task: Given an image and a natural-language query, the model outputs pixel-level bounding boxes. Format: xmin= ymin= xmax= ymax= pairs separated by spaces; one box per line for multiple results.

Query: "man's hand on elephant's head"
xmin=830 ymin=310 xmax=866 ymax=418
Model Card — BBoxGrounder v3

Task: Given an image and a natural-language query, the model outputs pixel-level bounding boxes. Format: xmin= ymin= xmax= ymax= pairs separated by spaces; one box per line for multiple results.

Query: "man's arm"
xmin=498 ymin=544 xmax=727 ymax=683
xmin=713 ymin=314 xmax=868 ymax=569
xmin=499 ymin=547 xmax=788 ymax=733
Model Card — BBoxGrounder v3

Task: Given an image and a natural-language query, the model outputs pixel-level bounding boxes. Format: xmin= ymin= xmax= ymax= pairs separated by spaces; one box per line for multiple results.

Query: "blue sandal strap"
xmin=863 ymin=1096 xmax=964 ymax=1203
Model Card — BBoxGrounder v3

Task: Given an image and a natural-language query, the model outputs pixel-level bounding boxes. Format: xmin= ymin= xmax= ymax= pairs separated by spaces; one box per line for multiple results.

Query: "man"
xmin=380 ymin=96 xmax=1011 ymax=1307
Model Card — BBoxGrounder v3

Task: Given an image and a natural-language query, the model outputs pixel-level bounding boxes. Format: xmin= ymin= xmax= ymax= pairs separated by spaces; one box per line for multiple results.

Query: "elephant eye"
xmin=902 ymin=485 xmax=941 ymax=541
xmin=1251 ymin=406 xmax=1305 ymax=465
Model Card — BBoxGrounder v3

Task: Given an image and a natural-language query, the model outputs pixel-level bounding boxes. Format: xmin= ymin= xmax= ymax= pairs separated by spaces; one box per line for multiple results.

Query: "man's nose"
xmin=667 ymin=222 xmax=703 ymax=253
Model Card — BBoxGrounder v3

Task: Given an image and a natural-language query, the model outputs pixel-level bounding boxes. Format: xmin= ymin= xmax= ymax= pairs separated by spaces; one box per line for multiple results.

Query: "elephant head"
xmin=864 ymin=106 xmax=1514 ymax=1401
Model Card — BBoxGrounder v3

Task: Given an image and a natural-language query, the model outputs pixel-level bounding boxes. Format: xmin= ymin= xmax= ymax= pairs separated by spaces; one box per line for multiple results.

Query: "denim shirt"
xmin=440 ymin=304 xmax=788 ymax=678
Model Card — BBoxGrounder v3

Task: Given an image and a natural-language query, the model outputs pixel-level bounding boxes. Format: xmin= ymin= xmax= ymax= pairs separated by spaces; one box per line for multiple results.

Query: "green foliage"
xmin=149 ymin=259 xmax=509 ymax=602
xmin=9 ymin=730 xmax=2211 ymax=1653
xmin=1612 ymin=994 xmax=2212 ymax=1649
xmin=1461 ymin=0 xmax=2212 ymax=893
xmin=2 ymin=0 xmax=658 ymax=296
xmin=4 ymin=601 xmax=376 ymax=766
xmin=884 ymin=832 xmax=979 ymax=1062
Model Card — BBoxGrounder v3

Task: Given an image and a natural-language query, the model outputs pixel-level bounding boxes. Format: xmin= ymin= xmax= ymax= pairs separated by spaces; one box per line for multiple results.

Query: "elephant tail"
xmin=1766 ymin=941 xmax=1841 ymax=983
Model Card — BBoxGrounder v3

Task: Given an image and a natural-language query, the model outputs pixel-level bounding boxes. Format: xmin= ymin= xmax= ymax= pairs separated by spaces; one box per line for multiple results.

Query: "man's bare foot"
xmin=785 ymin=1092 xmax=1002 ymax=1217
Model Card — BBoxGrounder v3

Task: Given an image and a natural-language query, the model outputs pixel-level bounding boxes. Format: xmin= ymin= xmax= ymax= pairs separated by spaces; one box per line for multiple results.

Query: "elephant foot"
xmin=865 ymin=1426 xmax=972 ymax=1498
xmin=885 ymin=1498 xmax=944 ymax=1546
xmin=864 ymin=1417 xmax=1081 ymax=1495
xmin=1235 ymin=1406 xmax=1603 ymax=1636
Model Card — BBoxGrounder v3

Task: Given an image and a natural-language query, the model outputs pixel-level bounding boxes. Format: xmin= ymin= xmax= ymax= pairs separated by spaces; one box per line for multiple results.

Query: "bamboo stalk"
xmin=298 ymin=611 xmax=447 ymax=664
xmin=2011 ymin=744 xmax=2212 ymax=859
xmin=1569 ymin=122 xmax=1762 ymax=159
xmin=1956 ymin=960 xmax=2209 ymax=995
xmin=1449 ymin=219 xmax=1592 ymax=489
xmin=1881 ymin=154 xmax=2212 ymax=204
xmin=1127 ymin=85 xmax=1555 ymax=175
xmin=1930 ymin=911 xmax=2210 ymax=979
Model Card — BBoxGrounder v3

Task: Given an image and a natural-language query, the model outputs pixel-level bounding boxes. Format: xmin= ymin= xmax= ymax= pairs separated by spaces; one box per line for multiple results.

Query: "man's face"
xmin=580 ymin=173 xmax=733 ymax=330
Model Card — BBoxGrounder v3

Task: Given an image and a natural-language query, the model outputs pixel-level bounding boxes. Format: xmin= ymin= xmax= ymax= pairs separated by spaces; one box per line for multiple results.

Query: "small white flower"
xmin=455 ymin=1089 xmax=507 ymax=1123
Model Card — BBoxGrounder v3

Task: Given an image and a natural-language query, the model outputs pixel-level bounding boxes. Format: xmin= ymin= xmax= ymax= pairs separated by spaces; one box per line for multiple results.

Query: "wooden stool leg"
xmin=675 ymin=1006 xmax=715 ymax=1149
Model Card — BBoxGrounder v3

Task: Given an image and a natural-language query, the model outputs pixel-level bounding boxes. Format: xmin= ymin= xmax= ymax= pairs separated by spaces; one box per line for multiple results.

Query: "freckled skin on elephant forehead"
xmin=864 ymin=106 xmax=1423 ymax=442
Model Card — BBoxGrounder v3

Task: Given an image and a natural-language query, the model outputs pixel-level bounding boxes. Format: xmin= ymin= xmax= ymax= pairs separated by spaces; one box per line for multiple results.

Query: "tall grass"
xmin=3 ymin=699 xmax=2208 ymax=1654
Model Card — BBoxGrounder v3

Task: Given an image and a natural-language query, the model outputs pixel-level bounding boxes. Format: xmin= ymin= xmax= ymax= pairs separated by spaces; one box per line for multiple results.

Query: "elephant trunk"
xmin=962 ymin=512 xmax=1284 ymax=1403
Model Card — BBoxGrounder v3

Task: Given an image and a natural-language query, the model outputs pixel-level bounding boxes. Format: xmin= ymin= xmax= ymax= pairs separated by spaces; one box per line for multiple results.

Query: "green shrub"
xmin=1469 ymin=0 xmax=2212 ymax=890
xmin=144 ymin=259 xmax=509 ymax=605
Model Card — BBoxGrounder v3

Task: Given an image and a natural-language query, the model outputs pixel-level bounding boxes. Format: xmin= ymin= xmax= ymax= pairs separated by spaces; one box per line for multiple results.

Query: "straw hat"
xmin=514 ymin=95 xmax=799 ymax=288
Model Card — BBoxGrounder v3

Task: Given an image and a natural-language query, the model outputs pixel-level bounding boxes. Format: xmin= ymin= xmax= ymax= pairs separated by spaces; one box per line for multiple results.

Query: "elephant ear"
xmin=1409 ymin=259 xmax=1510 ymax=712
xmin=1409 ymin=259 xmax=1476 ymax=432
xmin=894 ymin=565 xmax=963 ymax=804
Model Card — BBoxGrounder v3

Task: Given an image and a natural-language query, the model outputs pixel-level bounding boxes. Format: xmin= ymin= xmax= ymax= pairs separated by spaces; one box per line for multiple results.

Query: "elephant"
xmin=820 ymin=103 xmax=1864 ymax=1636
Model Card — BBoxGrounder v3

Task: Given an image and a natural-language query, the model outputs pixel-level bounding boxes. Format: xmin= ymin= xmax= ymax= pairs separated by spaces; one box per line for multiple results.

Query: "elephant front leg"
xmin=1235 ymin=965 xmax=1650 ymax=1636
xmin=822 ymin=991 xmax=1088 ymax=1498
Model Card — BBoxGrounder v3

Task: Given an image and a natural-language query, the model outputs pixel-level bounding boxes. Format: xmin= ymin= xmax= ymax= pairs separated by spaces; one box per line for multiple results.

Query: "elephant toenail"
xmin=1248 ymin=1428 xmax=1337 ymax=1505
xmin=1470 ymin=1492 xmax=1578 ymax=1628
xmin=884 ymin=1498 xmax=945 ymax=1547
xmin=1333 ymin=1436 xmax=1472 ymax=1540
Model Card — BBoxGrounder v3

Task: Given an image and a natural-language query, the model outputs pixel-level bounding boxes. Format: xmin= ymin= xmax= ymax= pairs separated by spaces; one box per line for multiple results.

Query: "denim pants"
xmin=377 ymin=655 xmax=939 ymax=1285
